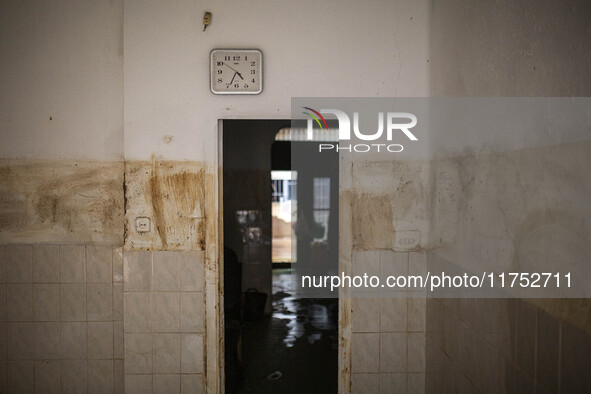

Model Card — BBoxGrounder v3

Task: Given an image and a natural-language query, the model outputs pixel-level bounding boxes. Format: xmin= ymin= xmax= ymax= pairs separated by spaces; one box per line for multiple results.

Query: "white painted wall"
xmin=123 ymin=0 xmax=430 ymax=162
xmin=429 ymin=0 xmax=591 ymax=155
xmin=0 ymin=0 xmax=123 ymax=160
xmin=430 ymin=0 xmax=591 ymax=98
xmin=1 ymin=0 xmax=430 ymax=161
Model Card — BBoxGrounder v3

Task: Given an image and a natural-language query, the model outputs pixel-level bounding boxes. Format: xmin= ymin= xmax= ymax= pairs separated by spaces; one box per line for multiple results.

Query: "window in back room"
xmin=271 ymin=170 xmax=297 ymax=264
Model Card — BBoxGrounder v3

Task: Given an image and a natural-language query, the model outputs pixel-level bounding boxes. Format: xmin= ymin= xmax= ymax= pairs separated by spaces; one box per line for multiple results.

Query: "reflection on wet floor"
xmin=272 ymin=269 xmax=336 ymax=348
xmin=236 ymin=268 xmax=338 ymax=394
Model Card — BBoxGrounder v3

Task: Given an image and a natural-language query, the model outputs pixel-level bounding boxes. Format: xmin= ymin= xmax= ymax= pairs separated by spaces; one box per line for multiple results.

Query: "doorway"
xmin=221 ymin=120 xmax=338 ymax=393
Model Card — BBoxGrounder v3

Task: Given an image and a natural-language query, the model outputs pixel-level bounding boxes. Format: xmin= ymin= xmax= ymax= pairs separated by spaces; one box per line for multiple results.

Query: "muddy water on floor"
xmin=237 ymin=268 xmax=338 ymax=394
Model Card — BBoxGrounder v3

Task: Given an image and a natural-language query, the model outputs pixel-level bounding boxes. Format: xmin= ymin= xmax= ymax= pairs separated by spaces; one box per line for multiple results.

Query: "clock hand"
xmin=224 ymin=63 xmax=244 ymax=80
xmin=228 ymin=72 xmax=237 ymax=85
xmin=224 ymin=63 xmax=240 ymax=74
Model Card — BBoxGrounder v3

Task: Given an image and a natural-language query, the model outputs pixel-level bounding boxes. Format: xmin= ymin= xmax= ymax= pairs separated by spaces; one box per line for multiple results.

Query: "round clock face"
xmin=210 ymin=49 xmax=263 ymax=95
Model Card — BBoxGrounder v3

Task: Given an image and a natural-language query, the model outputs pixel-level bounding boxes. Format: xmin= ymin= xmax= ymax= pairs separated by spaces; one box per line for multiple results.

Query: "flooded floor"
xmin=235 ymin=268 xmax=338 ymax=393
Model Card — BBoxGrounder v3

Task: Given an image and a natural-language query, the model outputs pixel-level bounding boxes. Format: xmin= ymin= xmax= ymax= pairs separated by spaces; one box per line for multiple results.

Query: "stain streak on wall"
xmin=349 ymin=160 xmax=430 ymax=251
xmin=350 ymin=193 xmax=393 ymax=250
xmin=429 ymin=141 xmax=591 ymax=257
xmin=124 ymin=159 xmax=213 ymax=251
xmin=0 ymin=159 xmax=124 ymax=244
xmin=429 ymin=141 xmax=591 ymax=333
xmin=150 ymin=163 xmax=206 ymax=249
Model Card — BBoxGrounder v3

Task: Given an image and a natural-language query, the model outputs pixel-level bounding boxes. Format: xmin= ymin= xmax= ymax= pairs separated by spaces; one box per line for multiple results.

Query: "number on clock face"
xmin=210 ymin=49 xmax=263 ymax=94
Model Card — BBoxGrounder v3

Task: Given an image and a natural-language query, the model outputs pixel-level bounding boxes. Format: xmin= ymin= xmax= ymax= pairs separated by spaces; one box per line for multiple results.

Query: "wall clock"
xmin=210 ymin=49 xmax=263 ymax=95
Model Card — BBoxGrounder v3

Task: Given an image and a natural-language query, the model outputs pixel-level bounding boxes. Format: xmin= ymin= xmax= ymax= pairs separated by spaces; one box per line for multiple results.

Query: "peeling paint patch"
xmin=0 ymin=158 xmax=124 ymax=244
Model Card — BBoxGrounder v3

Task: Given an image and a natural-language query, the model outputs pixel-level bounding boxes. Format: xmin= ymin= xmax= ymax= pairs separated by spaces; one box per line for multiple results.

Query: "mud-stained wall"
xmin=348 ymin=160 xmax=430 ymax=251
xmin=425 ymin=0 xmax=591 ymax=390
xmin=0 ymin=157 xmax=217 ymax=251
xmin=343 ymin=156 xmax=430 ymax=393
xmin=430 ymin=142 xmax=591 ymax=256
xmin=428 ymin=141 xmax=591 ymax=332
xmin=0 ymin=159 xmax=124 ymax=244
xmin=124 ymin=159 xmax=215 ymax=251
xmin=350 ymin=193 xmax=394 ymax=250
xmin=425 ymin=141 xmax=591 ymax=392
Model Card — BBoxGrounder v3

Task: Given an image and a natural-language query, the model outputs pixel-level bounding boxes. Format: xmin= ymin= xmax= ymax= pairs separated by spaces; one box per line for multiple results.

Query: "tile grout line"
xmin=534 ymin=308 xmax=538 ymax=393
xmin=380 ymin=251 xmax=384 ymax=386
xmin=406 ymin=252 xmax=409 ymax=394
xmin=58 ymin=244 xmax=62 ymax=393
xmin=151 ymin=251 xmax=154 ymax=392
xmin=3 ymin=246 xmax=6 ymax=377
xmin=85 ymin=244 xmax=89 ymax=394
xmin=31 ymin=245 xmax=36 ymax=393
xmin=111 ymin=245 xmax=115 ymax=393
xmin=178 ymin=252 xmax=182 ymax=387
xmin=557 ymin=321 xmax=562 ymax=393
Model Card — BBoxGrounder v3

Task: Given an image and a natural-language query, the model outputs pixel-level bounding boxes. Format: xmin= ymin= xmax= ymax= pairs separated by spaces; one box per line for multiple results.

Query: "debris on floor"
xmin=266 ymin=371 xmax=282 ymax=380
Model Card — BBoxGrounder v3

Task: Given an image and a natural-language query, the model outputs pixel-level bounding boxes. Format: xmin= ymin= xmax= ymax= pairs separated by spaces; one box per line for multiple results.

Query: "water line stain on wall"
xmin=0 ymin=159 xmax=124 ymax=244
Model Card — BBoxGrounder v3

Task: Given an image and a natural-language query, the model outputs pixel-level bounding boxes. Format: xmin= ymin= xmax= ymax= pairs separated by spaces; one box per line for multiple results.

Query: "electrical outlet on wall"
xmin=393 ymin=230 xmax=420 ymax=251
xmin=135 ymin=217 xmax=151 ymax=233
